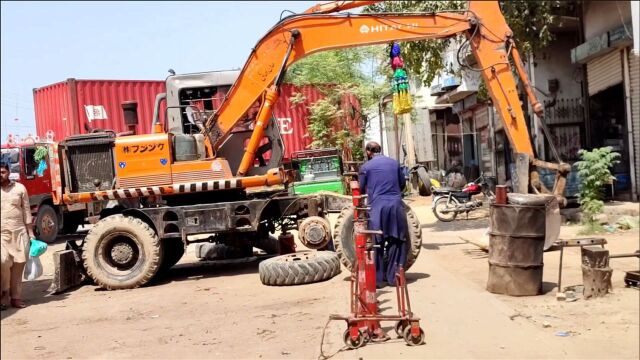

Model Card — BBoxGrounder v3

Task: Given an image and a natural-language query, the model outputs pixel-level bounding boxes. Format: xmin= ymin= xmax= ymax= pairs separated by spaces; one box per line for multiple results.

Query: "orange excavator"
xmin=50 ymin=0 xmax=569 ymax=291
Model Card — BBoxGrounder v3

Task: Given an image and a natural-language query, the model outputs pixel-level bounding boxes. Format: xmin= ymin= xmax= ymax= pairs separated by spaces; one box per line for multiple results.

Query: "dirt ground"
xmin=1 ymin=198 xmax=638 ymax=360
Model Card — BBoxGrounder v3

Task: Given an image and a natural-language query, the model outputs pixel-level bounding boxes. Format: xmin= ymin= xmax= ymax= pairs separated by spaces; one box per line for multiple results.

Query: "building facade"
xmin=571 ymin=0 xmax=638 ymax=200
xmin=414 ymin=1 xmax=638 ymax=201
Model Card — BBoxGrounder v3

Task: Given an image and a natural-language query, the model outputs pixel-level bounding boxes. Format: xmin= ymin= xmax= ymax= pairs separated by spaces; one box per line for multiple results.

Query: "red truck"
xmin=1 ymin=141 xmax=89 ymax=243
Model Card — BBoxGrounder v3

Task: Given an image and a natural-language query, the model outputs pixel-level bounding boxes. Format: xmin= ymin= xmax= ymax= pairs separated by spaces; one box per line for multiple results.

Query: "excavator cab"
xmin=160 ymin=70 xmax=285 ymax=177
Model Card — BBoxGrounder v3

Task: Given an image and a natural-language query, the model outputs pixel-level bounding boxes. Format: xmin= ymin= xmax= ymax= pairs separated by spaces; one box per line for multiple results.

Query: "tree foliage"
xmin=575 ymin=147 xmax=620 ymax=227
xmin=364 ymin=1 xmax=560 ymax=87
xmin=284 ymin=48 xmax=387 ymax=160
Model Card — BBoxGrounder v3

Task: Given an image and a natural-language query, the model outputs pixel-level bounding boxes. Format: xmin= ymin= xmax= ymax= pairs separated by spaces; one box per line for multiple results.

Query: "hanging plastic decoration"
xmin=390 ymin=42 xmax=412 ymax=115
xmin=34 ymin=146 xmax=48 ymax=177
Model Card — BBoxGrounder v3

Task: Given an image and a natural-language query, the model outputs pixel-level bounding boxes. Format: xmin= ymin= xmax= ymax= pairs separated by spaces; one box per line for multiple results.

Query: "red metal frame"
xmin=330 ymin=181 xmax=424 ymax=347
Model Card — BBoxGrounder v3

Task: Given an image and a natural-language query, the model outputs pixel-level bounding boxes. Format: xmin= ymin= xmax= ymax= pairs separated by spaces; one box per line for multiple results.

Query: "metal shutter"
xmin=587 ymin=50 xmax=623 ymax=95
xmin=629 ymin=51 xmax=640 ymax=197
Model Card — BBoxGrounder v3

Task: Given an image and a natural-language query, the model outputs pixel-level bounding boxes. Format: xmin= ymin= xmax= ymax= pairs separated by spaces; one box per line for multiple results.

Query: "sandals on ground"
xmin=10 ymin=299 xmax=26 ymax=308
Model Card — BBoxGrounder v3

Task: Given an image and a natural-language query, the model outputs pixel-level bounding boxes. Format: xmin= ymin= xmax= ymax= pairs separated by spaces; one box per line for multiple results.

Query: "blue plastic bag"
xmin=29 ymin=239 xmax=48 ymax=257
xmin=36 ymin=159 xmax=48 ymax=177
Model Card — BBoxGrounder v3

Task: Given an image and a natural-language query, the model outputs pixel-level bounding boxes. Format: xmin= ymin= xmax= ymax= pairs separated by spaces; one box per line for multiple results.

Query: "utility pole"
xmin=403 ymin=112 xmax=416 ymax=166
xmin=393 ymin=113 xmax=400 ymax=161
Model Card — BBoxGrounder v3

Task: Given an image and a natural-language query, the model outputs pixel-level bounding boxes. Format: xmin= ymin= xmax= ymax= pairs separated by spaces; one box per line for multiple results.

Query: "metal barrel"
xmin=486 ymin=202 xmax=547 ymax=296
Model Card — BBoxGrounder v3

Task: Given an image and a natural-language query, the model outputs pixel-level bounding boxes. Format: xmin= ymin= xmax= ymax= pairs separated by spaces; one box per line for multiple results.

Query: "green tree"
xmin=364 ymin=1 xmax=560 ymax=87
xmin=575 ymin=147 xmax=620 ymax=233
xmin=285 ymin=48 xmax=387 ymax=160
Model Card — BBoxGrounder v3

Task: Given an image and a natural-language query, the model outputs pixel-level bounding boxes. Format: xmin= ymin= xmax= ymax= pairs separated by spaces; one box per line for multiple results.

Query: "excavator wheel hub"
xmin=298 ymin=216 xmax=332 ymax=249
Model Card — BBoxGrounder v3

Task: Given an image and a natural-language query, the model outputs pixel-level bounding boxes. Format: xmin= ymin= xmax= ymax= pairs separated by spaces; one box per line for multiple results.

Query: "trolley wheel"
xmin=403 ymin=326 xmax=425 ymax=346
xmin=395 ymin=320 xmax=409 ymax=338
xmin=343 ymin=329 xmax=365 ymax=349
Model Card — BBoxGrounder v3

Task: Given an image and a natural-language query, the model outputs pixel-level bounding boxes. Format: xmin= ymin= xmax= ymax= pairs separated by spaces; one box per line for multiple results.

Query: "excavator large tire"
xmin=259 ymin=251 xmax=341 ymax=286
xmin=159 ymin=238 xmax=185 ymax=272
xmin=333 ymin=203 xmax=422 ymax=272
xmin=82 ymin=215 xmax=162 ymax=290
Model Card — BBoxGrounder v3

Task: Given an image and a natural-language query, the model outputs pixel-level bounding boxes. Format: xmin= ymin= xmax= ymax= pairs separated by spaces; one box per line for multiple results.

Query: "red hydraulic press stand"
xmin=329 ymin=181 xmax=425 ymax=349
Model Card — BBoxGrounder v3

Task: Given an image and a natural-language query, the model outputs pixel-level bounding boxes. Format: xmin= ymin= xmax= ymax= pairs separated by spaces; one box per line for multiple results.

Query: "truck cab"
xmin=1 ymin=142 xmax=85 ymax=242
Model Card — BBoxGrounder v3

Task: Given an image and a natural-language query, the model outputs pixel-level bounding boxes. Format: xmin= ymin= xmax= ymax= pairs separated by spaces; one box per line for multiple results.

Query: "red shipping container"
xmin=34 ymin=79 xmax=361 ymax=160
xmin=273 ymin=84 xmax=362 ymax=160
xmin=33 ymin=79 xmax=166 ymax=141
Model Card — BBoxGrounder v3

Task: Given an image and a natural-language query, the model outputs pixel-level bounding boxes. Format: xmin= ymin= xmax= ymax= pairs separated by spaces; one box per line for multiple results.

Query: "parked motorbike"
xmin=431 ymin=173 xmax=495 ymax=222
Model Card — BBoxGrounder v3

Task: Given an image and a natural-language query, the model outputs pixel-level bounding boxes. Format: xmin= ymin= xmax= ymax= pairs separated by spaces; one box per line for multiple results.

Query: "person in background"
xmin=358 ymin=141 xmax=408 ymax=289
xmin=445 ymin=159 xmax=466 ymax=188
xmin=1 ymin=161 xmax=34 ymax=310
xmin=445 ymin=159 xmax=463 ymax=177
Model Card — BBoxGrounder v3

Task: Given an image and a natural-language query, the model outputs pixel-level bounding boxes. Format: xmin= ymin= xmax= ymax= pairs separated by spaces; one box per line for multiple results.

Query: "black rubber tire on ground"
xmin=254 ymin=235 xmax=280 ymax=255
xmin=403 ymin=325 xmax=426 ymax=346
xmin=343 ymin=329 xmax=365 ymax=349
xmin=259 ymin=250 xmax=341 ymax=286
xmin=82 ymin=215 xmax=162 ymax=290
xmin=159 ymin=238 xmax=185 ymax=272
xmin=432 ymin=196 xmax=458 ymax=222
xmin=35 ymin=204 xmax=59 ymax=243
xmin=61 ymin=212 xmax=84 ymax=234
xmin=333 ymin=203 xmax=422 ymax=272
xmin=415 ymin=166 xmax=432 ymax=197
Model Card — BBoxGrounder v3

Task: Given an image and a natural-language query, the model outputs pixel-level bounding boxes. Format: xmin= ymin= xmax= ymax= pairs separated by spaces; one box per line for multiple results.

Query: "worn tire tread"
xmin=333 ymin=204 xmax=422 ymax=271
xmin=82 ymin=215 xmax=162 ymax=290
xmin=259 ymin=251 xmax=341 ymax=286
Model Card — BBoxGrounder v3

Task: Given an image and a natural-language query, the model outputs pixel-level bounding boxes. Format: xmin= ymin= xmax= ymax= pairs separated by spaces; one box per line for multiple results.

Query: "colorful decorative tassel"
xmin=391 ymin=56 xmax=404 ymax=70
xmin=389 ymin=42 xmax=412 ymax=115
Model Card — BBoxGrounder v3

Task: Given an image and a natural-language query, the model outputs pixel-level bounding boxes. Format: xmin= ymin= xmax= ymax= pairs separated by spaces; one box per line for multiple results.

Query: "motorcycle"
xmin=431 ymin=173 xmax=495 ymax=222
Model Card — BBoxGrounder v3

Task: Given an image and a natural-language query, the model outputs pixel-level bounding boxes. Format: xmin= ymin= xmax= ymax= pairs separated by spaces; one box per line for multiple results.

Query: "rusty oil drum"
xmin=486 ymin=202 xmax=547 ymax=296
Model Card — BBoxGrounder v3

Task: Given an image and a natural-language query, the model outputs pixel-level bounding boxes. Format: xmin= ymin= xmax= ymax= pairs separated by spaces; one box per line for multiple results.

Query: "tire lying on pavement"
xmin=259 ymin=251 xmax=341 ymax=286
xmin=333 ymin=203 xmax=422 ymax=272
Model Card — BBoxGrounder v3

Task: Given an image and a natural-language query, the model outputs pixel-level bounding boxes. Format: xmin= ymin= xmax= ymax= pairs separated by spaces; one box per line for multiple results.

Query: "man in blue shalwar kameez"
xmin=358 ymin=142 xmax=408 ymax=288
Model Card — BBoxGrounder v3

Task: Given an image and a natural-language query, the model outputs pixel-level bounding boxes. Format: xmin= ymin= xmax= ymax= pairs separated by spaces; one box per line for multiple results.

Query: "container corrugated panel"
xmin=274 ymin=84 xmax=362 ymax=160
xmin=33 ymin=81 xmax=77 ymax=141
xmin=273 ymin=84 xmax=320 ymax=160
xmin=34 ymin=79 xmax=166 ymax=141
xmin=34 ymin=79 xmax=361 ymax=160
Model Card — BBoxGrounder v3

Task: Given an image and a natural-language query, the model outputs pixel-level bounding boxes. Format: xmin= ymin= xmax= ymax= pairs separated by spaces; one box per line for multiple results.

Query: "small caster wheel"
xmin=403 ymin=325 xmax=425 ymax=346
xmin=395 ymin=320 xmax=409 ymax=338
xmin=362 ymin=331 xmax=371 ymax=344
xmin=343 ymin=329 xmax=365 ymax=349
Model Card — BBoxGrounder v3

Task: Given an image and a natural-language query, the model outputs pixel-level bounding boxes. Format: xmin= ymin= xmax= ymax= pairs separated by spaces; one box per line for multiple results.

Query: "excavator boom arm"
xmin=206 ymin=1 xmax=536 ymax=160
xmin=303 ymin=0 xmax=380 ymax=14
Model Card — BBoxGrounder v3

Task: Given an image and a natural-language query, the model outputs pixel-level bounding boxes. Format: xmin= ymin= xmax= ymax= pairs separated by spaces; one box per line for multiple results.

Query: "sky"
xmin=0 ymin=1 xmax=321 ymax=140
